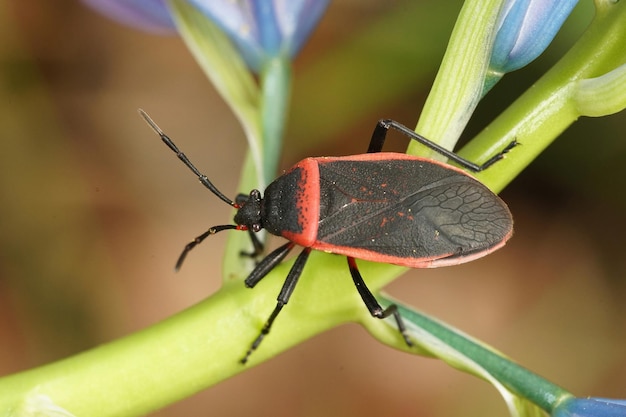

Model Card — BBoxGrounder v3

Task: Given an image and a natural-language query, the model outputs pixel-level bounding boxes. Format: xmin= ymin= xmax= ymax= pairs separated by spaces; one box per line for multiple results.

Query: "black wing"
xmin=315 ymin=158 xmax=512 ymax=261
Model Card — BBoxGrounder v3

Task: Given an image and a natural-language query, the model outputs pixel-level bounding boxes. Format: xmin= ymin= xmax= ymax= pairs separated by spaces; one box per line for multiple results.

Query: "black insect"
xmin=140 ymin=109 xmax=515 ymax=364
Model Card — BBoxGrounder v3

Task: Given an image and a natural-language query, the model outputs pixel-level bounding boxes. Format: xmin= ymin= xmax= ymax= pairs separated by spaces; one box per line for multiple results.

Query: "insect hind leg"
xmin=346 ymin=257 xmax=412 ymax=347
xmin=367 ymin=119 xmax=517 ymax=172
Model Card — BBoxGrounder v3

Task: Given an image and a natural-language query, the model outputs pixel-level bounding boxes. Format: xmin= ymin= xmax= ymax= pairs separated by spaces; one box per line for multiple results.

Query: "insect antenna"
xmin=139 ymin=109 xmax=238 ymax=208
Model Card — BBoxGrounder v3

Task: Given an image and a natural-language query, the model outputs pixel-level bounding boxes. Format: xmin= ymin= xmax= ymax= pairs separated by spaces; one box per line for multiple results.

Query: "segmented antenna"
xmin=138 ymin=109 xmax=237 ymax=207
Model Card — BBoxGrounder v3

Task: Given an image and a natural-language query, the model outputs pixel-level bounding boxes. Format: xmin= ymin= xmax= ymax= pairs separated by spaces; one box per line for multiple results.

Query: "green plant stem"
xmin=462 ymin=0 xmax=626 ymax=192
xmin=3 ymin=3 xmax=625 ymax=417
xmin=0 ymin=253 xmax=395 ymax=417
xmin=259 ymin=58 xmax=291 ymax=188
xmin=412 ymin=0 xmax=504 ymax=156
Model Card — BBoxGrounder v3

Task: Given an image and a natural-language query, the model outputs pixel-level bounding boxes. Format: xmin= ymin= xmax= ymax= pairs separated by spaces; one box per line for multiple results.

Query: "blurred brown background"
xmin=1 ymin=1 xmax=625 ymax=416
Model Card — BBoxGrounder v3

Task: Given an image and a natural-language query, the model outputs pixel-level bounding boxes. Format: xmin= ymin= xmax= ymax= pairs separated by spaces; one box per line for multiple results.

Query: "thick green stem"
xmin=412 ymin=0 xmax=504 ymax=155
xmin=0 ymin=285 xmax=254 ymax=417
xmin=0 ymin=253 xmax=383 ymax=416
xmin=462 ymin=0 xmax=626 ymax=192
xmin=259 ymin=58 xmax=291 ymax=188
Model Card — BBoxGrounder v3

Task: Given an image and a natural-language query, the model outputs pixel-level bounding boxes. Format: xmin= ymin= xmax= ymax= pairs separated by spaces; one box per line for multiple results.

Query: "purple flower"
xmin=553 ymin=398 xmax=626 ymax=417
xmin=82 ymin=0 xmax=176 ymax=34
xmin=186 ymin=1 xmax=329 ymax=72
xmin=82 ymin=0 xmax=330 ymax=72
xmin=491 ymin=0 xmax=579 ymax=73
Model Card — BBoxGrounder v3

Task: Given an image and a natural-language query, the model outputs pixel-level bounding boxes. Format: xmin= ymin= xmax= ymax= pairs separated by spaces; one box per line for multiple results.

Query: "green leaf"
xmin=367 ymin=298 xmax=572 ymax=417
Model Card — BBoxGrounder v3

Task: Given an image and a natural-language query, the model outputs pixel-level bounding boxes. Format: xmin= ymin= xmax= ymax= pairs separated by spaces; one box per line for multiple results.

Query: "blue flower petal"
xmin=554 ymin=398 xmax=626 ymax=417
xmin=83 ymin=0 xmax=328 ymax=72
xmin=82 ymin=0 xmax=176 ymax=34
xmin=490 ymin=0 xmax=530 ymax=72
xmin=187 ymin=0 xmax=329 ymax=72
xmin=254 ymin=2 xmax=282 ymax=56
xmin=491 ymin=0 xmax=579 ymax=73
xmin=274 ymin=0 xmax=330 ymax=58
xmin=184 ymin=1 xmax=262 ymax=70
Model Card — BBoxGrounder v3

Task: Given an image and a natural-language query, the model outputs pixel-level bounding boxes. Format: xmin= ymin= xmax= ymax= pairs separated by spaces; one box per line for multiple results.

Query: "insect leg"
xmin=347 ymin=257 xmax=412 ymax=347
xmin=175 ymin=224 xmax=237 ymax=271
xmin=240 ymin=228 xmax=265 ymax=259
xmin=241 ymin=247 xmax=312 ymax=364
xmin=244 ymin=242 xmax=295 ymax=288
xmin=367 ymin=119 xmax=517 ymax=172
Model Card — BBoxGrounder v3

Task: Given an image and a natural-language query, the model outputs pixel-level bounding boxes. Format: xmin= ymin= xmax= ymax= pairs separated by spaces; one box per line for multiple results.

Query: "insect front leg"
xmin=175 ymin=224 xmax=237 ymax=271
xmin=240 ymin=228 xmax=265 ymax=259
xmin=346 ymin=257 xmax=412 ymax=347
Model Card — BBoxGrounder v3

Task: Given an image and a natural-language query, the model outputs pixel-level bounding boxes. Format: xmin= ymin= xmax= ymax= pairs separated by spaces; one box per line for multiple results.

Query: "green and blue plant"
xmin=2 ymin=1 xmax=626 ymax=416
